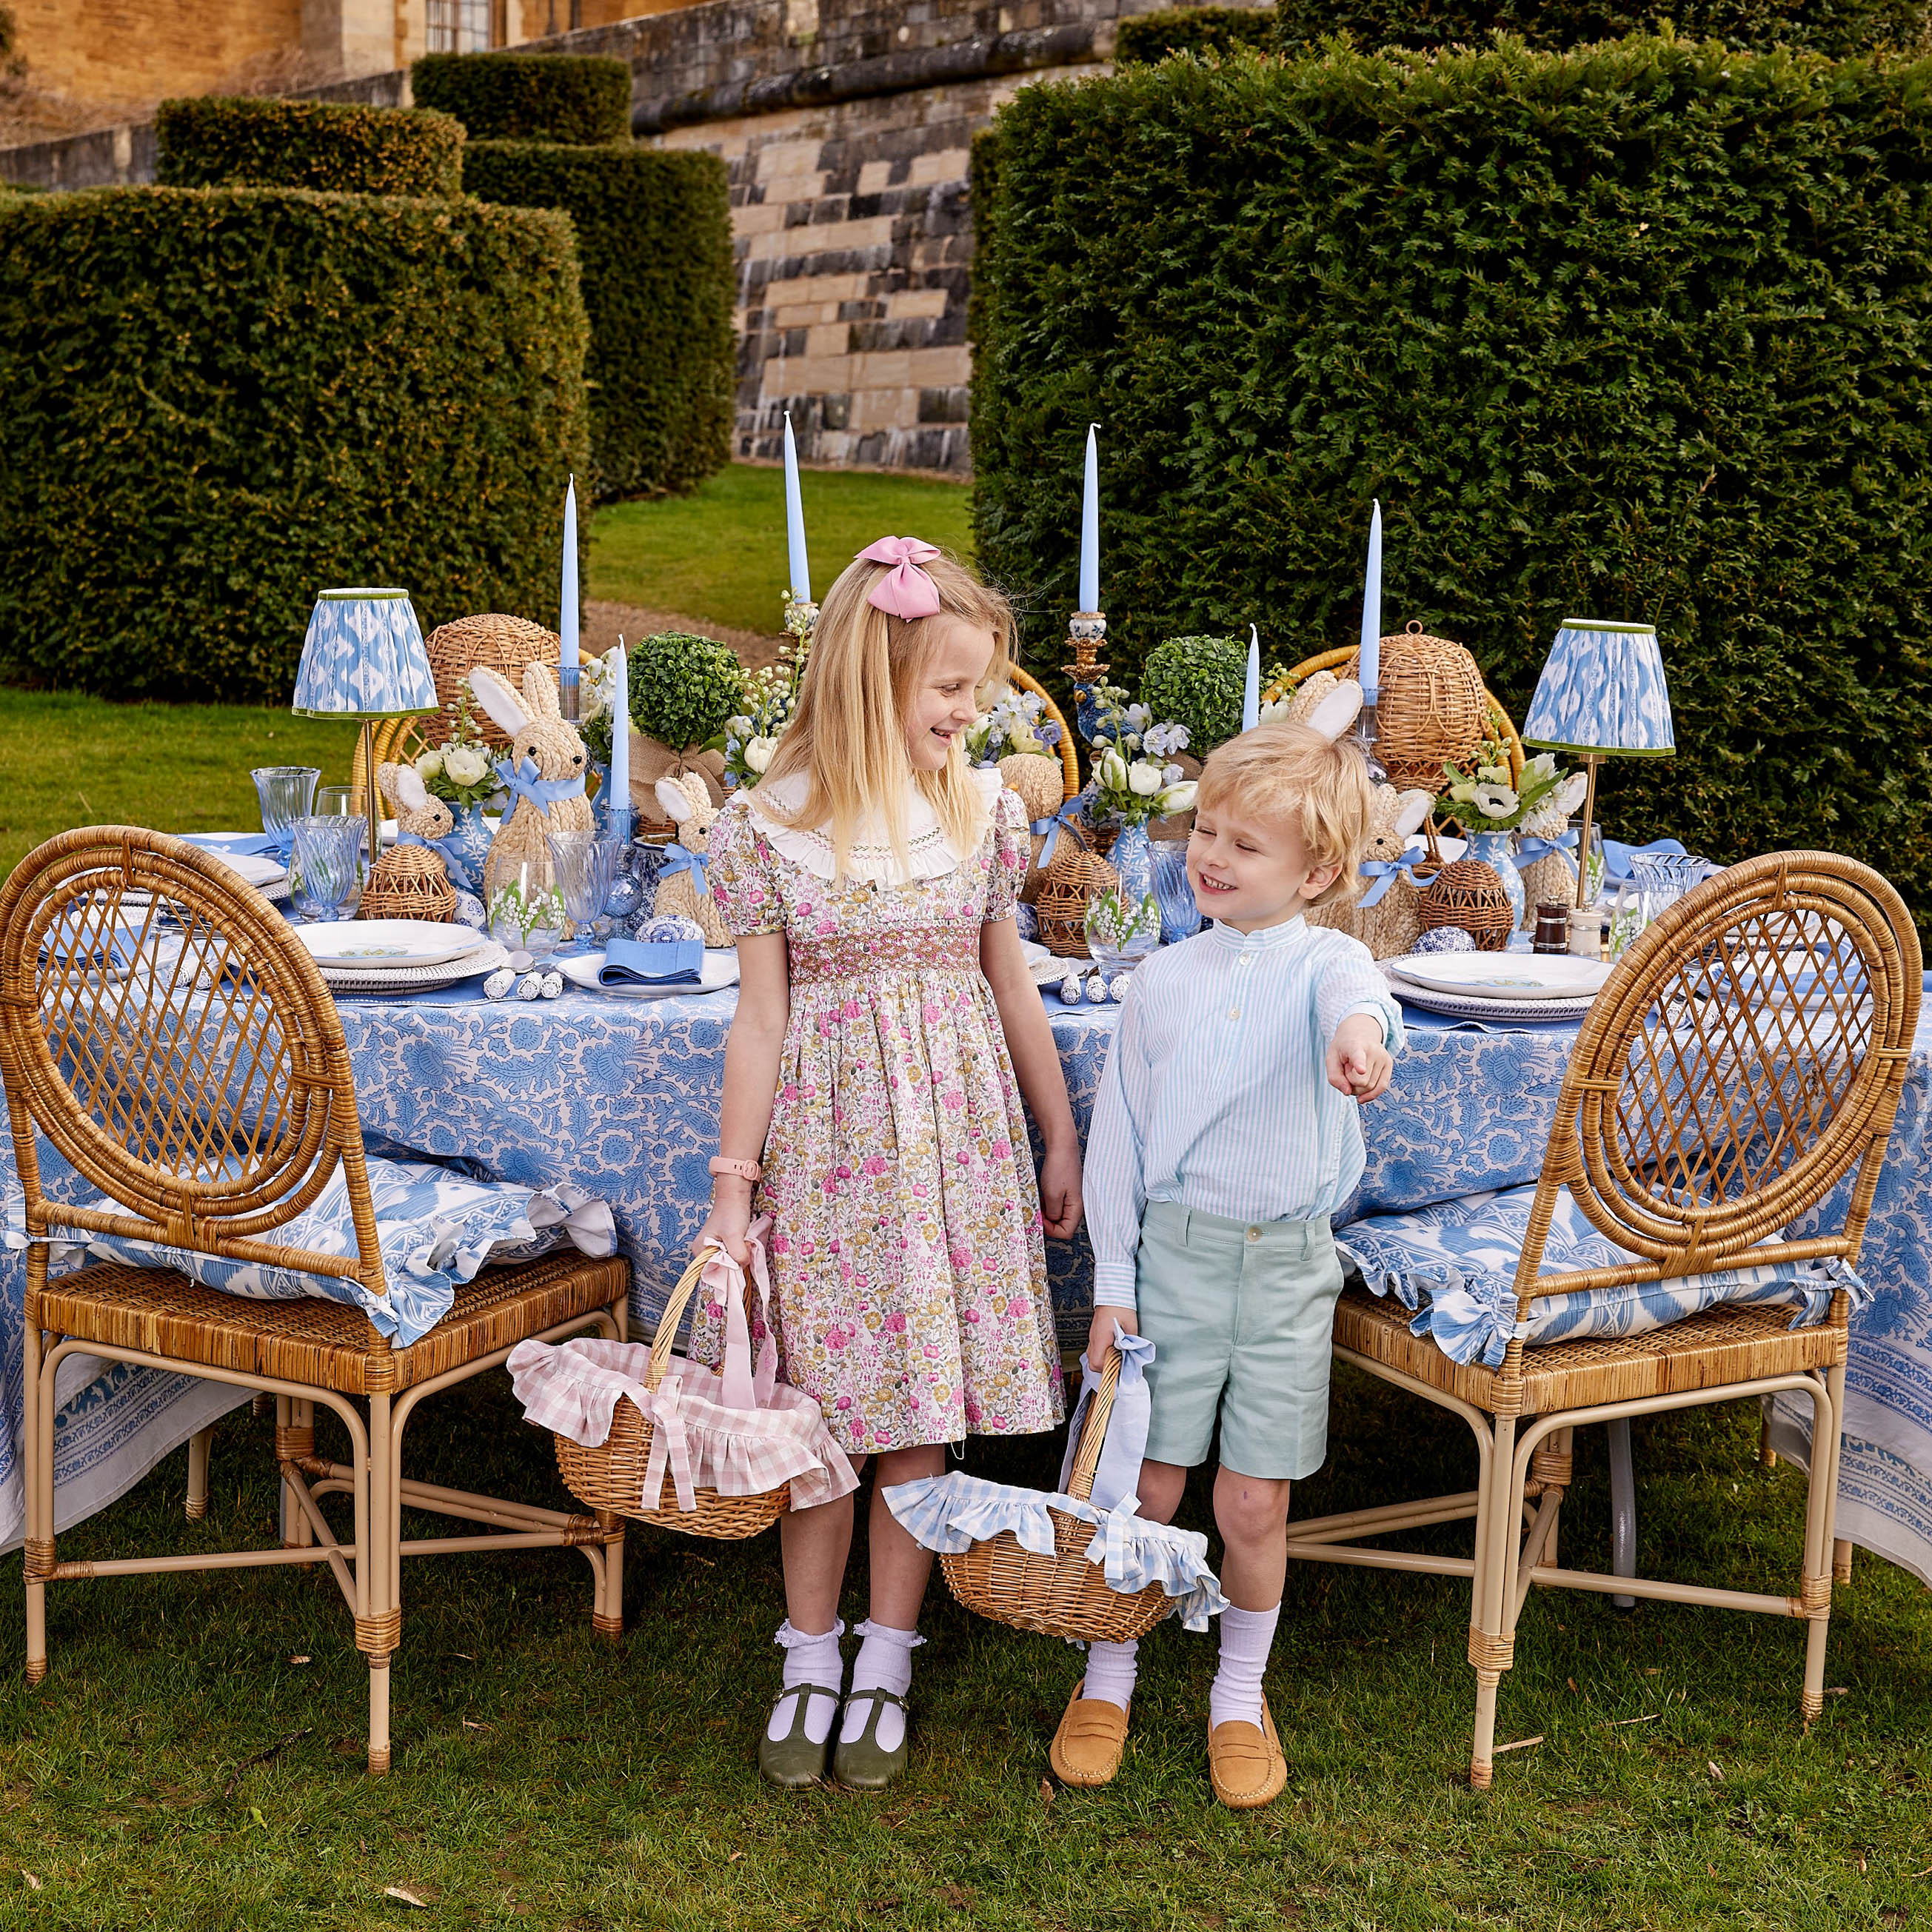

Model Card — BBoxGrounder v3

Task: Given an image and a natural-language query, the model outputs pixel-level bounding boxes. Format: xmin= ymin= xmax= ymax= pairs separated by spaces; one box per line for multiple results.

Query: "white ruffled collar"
xmin=747 ymin=766 xmax=1003 ymax=886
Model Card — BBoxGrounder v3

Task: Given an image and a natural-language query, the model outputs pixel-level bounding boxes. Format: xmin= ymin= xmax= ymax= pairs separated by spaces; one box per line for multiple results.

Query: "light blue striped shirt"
xmin=1084 ymin=915 xmax=1406 ymax=1309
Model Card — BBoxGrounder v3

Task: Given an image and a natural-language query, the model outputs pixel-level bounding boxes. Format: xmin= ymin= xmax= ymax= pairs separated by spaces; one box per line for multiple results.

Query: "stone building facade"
xmin=2 ymin=0 xmax=1244 ymax=474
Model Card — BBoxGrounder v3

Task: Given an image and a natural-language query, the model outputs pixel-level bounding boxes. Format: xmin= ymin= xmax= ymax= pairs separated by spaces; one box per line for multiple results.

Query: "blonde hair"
xmin=1194 ymin=721 xmax=1372 ymax=912
xmin=762 ymin=546 xmax=1014 ymax=877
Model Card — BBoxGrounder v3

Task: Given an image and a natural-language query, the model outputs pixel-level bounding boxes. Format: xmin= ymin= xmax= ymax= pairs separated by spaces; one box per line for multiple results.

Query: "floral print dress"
xmin=701 ymin=766 xmax=1064 ymax=1455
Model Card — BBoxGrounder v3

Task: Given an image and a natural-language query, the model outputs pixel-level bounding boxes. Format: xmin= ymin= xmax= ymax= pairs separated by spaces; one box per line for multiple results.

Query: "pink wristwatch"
xmin=708 ymin=1156 xmax=762 ymax=1184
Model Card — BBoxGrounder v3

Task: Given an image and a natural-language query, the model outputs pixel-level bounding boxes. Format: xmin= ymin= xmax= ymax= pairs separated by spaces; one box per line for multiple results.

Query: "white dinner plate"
xmin=553 ymin=947 xmax=741 ymax=999
xmin=294 ymin=920 xmax=490 ymax=971
xmin=1389 ymin=952 xmax=1611 ymax=1002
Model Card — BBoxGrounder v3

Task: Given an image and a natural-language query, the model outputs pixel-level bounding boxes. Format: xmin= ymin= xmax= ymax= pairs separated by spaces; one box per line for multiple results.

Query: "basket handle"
xmin=1065 ymin=1346 xmax=1123 ymax=1504
xmin=643 ymin=1248 xmax=716 ymax=1395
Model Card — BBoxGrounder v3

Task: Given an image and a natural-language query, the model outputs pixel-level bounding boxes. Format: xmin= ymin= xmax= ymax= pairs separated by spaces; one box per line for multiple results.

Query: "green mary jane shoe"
xmin=758 ymin=1685 xmax=840 ymax=1788
xmin=830 ymin=1686 xmax=910 ymax=1791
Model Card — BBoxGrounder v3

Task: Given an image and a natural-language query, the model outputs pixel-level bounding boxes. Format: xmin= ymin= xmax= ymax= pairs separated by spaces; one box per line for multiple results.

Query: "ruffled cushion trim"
xmin=882 ymin=1469 xmax=1228 ymax=1633
xmin=745 ymin=768 xmax=1004 ymax=886
xmin=1340 ymin=1242 xmax=1867 ymax=1371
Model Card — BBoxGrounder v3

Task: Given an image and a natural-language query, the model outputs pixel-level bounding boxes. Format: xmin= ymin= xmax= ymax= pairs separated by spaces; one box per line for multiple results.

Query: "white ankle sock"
xmin=769 ymin=1618 xmax=846 ymax=1745
xmin=1210 ymin=1603 xmax=1280 ymax=1730
xmin=841 ymin=1618 xmax=923 ymax=1753
xmin=1079 ymin=1638 xmax=1140 ymax=1712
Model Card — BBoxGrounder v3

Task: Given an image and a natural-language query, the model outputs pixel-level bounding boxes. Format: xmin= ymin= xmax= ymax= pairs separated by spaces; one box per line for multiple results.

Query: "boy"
xmin=1053 ymin=720 xmax=1403 ymax=1808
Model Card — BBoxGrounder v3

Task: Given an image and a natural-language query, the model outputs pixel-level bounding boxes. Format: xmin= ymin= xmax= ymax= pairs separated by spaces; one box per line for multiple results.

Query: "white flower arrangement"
xmin=1094 ymin=745 xmax=1198 ymax=828
xmin=1441 ymin=737 xmax=1578 ymax=836
xmin=487 ymin=878 xmax=566 ymax=944
xmin=418 ymin=677 xmax=504 ymax=812
xmin=720 ymin=660 xmax=802 ymax=790
xmin=966 ymin=685 xmax=1065 ymax=766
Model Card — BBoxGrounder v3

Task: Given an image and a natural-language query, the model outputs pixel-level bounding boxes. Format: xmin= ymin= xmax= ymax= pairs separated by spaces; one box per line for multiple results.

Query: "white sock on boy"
xmin=1209 ymin=1603 xmax=1280 ymax=1730
xmin=1079 ymin=1638 xmax=1140 ymax=1712
xmin=769 ymin=1618 xmax=846 ymax=1746
xmin=842 ymin=1619 xmax=923 ymax=1753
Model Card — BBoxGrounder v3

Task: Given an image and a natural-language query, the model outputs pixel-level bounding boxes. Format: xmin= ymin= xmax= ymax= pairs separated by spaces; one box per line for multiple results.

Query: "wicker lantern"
xmin=1034 ymin=819 xmax=1120 ymax=959
xmin=361 ymin=843 xmax=458 ymax=923
xmin=424 ymin=614 xmax=561 ymax=749
xmin=1418 ymin=858 xmax=1514 ymax=952
xmin=1340 ymin=622 xmax=1488 ymax=790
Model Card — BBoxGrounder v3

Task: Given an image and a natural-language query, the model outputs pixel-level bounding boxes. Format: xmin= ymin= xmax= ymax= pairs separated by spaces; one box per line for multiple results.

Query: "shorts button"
xmin=1247 ymin=1227 xmax=1260 ymax=1242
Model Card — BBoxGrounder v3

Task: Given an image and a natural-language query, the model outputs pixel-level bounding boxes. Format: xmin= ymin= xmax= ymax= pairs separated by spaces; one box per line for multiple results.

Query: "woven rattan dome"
xmin=361 ymin=843 xmax=457 ymax=923
xmin=1418 ymin=858 xmax=1514 ymax=952
xmin=1343 ymin=623 xmax=1489 ymax=790
xmin=1034 ymin=820 xmax=1119 ymax=960
xmin=424 ymin=614 xmax=561 ymax=749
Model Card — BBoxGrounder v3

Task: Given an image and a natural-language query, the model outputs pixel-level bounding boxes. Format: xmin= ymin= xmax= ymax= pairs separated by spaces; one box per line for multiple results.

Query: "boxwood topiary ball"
xmin=629 ymin=632 xmax=743 ymax=753
xmin=1139 ymin=634 xmax=1249 ymax=754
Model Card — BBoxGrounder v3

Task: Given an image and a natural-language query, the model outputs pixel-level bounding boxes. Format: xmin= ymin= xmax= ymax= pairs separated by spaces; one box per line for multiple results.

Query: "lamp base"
xmin=359 ymin=720 xmax=381 ymax=868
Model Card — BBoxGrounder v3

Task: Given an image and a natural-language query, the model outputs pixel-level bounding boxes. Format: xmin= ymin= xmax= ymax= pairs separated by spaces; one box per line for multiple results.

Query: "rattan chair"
xmin=1006 ymin=666 xmax=1081 ymax=801
xmin=1290 ymin=852 xmax=1920 ymax=1786
xmin=0 ymin=828 xmax=632 ymax=1774
xmin=348 ymin=714 xmax=439 ymax=798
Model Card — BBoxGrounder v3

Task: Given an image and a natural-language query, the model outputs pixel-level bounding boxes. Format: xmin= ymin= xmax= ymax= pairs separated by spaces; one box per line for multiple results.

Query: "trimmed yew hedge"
xmin=464 ymin=141 xmax=733 ymax=500
xmin=972 ymin=40 xmax=1932 ymax=903
xmin=1115 ymin=8 xmax=1279 ymax=64
xmin=0 ymin=187 xmax=590 ymax=703
xmin=412 ymin=53 xmax=632 ymax=144
xmin=155 ymin=96 xmax=465 ymax=196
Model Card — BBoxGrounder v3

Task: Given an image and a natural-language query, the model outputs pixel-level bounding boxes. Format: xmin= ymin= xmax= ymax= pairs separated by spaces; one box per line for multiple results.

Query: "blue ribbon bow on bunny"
xmin=1033 ymin=801 xmax=1090 ymax=871
xmin=656 ymin=844 xmax=711 ymax=898
xmin=493 ymin=755 xmax=586 ymax=812
xmin=1357 ymin=849 xmax=1434 ymax=908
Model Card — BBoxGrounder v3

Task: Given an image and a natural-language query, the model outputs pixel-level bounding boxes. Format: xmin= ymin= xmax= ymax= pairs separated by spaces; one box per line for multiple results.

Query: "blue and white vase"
xmin=1109 ymin=820 xmax=1156 ymax=909
xmin=441 ymin=799 xmax=493 ymax=895
xmin=589 ymin=760 xmax=613 ymax=838
xmin=1150 ymin=836 xmax=1200 ymax=943
xmin=1464 ymin=829 xmax=1525 ymax=932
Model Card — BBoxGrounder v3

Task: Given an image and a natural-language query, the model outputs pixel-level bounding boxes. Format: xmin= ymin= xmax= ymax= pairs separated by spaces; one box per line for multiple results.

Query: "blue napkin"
xmin=598 ymin=937 xmax=702 ymax=989
xmin=1602 ymin=837 xmax=1687 ymax=889
xmin=181 ymin=831 xmax=281 ymax=858
xmin=41 ymin=919 xmax=144 ymax=972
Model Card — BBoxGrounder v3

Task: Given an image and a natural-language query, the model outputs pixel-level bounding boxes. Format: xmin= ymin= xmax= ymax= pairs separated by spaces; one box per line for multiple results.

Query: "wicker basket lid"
xmin=1343 ymin=622 xmax=1489 ymax=790
xmin=424 ymin=614 xmax=561 ymax=749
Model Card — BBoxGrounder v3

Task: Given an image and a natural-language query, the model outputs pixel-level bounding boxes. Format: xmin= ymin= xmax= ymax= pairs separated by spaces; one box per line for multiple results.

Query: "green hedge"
xmin=1116 ymin=7 xmax=1279 ymax=64
xmin=0 ymin=187 xmax=589 ymax=703
xmin=412 ymin=53 xmax=632 ymax=144
xmin=1266 ymin=0 xmax=1928 ymax=54
xmin=464 ymin=142 xmax=733 ymax=500
xmin=972 ymin=40 xmax=1932 ymax=907
xmin=1118 ymin=0 xmax=1928 ymax=59
xmin=154 ymin=96 xmax=465 ymax=196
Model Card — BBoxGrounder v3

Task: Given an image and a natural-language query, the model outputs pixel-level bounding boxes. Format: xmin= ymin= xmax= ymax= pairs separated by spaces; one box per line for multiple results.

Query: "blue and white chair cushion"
xmin=1338 ymin=1183 xmax=1867 ymax=1369
xmin=9 ymin=1158 xmax=615 ymax=1349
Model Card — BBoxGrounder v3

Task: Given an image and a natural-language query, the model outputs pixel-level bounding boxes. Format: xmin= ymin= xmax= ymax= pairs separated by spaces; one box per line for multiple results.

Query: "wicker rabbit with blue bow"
xmin=469 ymin=662 xmax=594 ymax=905
xmin=652 ymin=770 xmax=733 ymax=949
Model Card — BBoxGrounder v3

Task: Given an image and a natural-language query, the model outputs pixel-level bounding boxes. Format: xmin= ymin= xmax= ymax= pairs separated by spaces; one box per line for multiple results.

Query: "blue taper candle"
xmin=1243 ymin=624 xmax=1260 ymax=731
xmin=783 ymin=413 xmax=811 ymax=604
xmin=1078 ymin=425 xmax=1100 ymax=612
xmin=1358 ymin=499 xmax=1382 ymax=701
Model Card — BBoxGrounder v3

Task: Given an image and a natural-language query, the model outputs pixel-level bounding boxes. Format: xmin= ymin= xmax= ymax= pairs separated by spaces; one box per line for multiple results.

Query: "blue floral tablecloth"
xmin=8 ymin=983 xmax=1932 ymax=1588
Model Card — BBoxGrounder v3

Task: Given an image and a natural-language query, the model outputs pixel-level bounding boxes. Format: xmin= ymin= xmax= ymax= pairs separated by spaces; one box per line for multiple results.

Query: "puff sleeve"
xmin=706 ymin=795 xmax=785 ymax=937
xmin=983 ymin=784 xmax=1032 ymax=925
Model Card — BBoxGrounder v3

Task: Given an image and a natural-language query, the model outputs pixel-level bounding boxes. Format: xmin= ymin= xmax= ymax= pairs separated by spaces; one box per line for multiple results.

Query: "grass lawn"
xmin=1 ymin=1368 xmax=1928 ymax=1928
xmin=590 ymin=464 xmax=973 ymax=636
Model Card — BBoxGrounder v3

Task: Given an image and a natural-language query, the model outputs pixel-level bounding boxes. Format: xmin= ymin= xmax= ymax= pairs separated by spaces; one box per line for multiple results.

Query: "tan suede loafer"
xmin=1208 ymin=1695 xmax=1287 ymax=1809
xmin=1049 ymin=1687 xmax=1130 ymax=1788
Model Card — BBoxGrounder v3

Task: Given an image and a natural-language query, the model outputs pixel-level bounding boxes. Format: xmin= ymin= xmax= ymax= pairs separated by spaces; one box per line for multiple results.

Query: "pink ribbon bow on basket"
xmin=858 ymin=535 xmax=943 ymax=619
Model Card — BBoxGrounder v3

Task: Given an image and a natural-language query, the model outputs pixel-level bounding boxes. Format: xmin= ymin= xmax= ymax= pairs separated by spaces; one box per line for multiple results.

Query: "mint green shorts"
xmin=1133 ymin=1200 xmax=1345 ymax=1482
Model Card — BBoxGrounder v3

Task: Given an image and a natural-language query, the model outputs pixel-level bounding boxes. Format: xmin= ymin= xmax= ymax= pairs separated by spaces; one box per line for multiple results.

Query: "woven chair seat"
xmin=1333 ymin=1283 xmax=1847 ymax=1416
xmin=34 ymin=1250 xmax=628 ymax=1398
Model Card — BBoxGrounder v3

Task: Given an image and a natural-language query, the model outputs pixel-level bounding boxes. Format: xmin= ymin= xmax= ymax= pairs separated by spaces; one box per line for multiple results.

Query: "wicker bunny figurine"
xmin=652 ymin=770 xmax=732 ymax=949
xmin=364 ymin=761 xmax=459 ymax=922
xmin=469 ymin=662 xmax=594 ymax=904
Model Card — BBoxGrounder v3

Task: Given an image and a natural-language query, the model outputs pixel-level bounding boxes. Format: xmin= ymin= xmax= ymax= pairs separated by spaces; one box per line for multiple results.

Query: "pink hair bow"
xmin=858 ymin=535 xmax=943 ymax=620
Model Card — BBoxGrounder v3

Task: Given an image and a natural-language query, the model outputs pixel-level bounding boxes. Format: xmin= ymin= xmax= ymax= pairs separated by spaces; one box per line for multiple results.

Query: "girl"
xmin=696 ymin=536 xmax=1083 ymax=1792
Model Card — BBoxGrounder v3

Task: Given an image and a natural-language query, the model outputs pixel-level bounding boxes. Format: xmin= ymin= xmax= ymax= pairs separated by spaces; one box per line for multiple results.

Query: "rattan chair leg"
xmin=593 ymin=1511 xmax=625 ymax=1640
xmin=1468 ymin=1413 xmax=1519 ymax=1790
xmin=22 ymin=1320 xmax=47 ymax=1688
xmin=1822 ymin=1361 xmax=1853 ymax=1586
xmin=1798 ymin=1371 xmax=1839 ymax=1725
xmin=185 ymin=1427 xmax=213 ymax=1522
xmin=367 ymin=1391 xmax=395 ymax=1778
xmin=275 ymin=1397 xmax=297 ymax=1548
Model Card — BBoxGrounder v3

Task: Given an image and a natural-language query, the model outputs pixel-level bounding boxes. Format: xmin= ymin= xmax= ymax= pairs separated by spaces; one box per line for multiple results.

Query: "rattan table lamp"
xmin=1520 ymin=618 xmax=1675 ymax=908
xmin=292 ymin=589 xmax=441 ymax=867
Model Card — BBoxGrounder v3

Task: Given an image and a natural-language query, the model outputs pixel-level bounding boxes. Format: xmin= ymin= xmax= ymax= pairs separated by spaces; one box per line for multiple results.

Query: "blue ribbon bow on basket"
xmin=658 ymin=844 xmax=711 ymax=899
xmin=494 ymin=756 xmax=586 ymax=813
xmin=1357 ymin=849 xmax=1434 ymax=909
xmin=398 ymin=826 xmax=475 ymax=892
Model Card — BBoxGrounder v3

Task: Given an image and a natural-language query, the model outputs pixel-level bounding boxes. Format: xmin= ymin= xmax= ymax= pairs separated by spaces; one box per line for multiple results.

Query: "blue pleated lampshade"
xmin=1521 ymin=618 xmax=1675 ymax=758
xmin=292 ymin=587 xmax=438 ymax=719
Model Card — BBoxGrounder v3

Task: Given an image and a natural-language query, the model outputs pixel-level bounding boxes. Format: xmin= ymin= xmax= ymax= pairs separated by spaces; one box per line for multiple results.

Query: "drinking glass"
xmin=548 ymin=832 xmax=625 ymax=949
xmin=313 ymin=785 xmax=372 ymax=894
xmin=253 ymin=766 xmax=319 ymax=852
xmin=290 ymin=816 xmax=365 ymax=923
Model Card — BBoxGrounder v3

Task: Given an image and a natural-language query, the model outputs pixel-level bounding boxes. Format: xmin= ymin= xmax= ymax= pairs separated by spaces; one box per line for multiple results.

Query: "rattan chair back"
xmin=1006 ymin=666 xmax=1081 ymax=802
xmin=350 ymin=715 xmax=438 ymax=795
xmin=0 ymin=829 xmax=382 ymax=1302
xmin=1513 ymin=852 xmax=1921 ymax=1328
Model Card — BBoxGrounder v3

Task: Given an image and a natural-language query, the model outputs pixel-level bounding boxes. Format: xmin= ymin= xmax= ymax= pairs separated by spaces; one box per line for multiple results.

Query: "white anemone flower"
xmin=1473 ymin=782 xmax=1518 ymax=819
xmin=744 ymin=736 xmax=778 ymax=774
xmin=1127 ymin=762 xmax=1163 ymax=797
